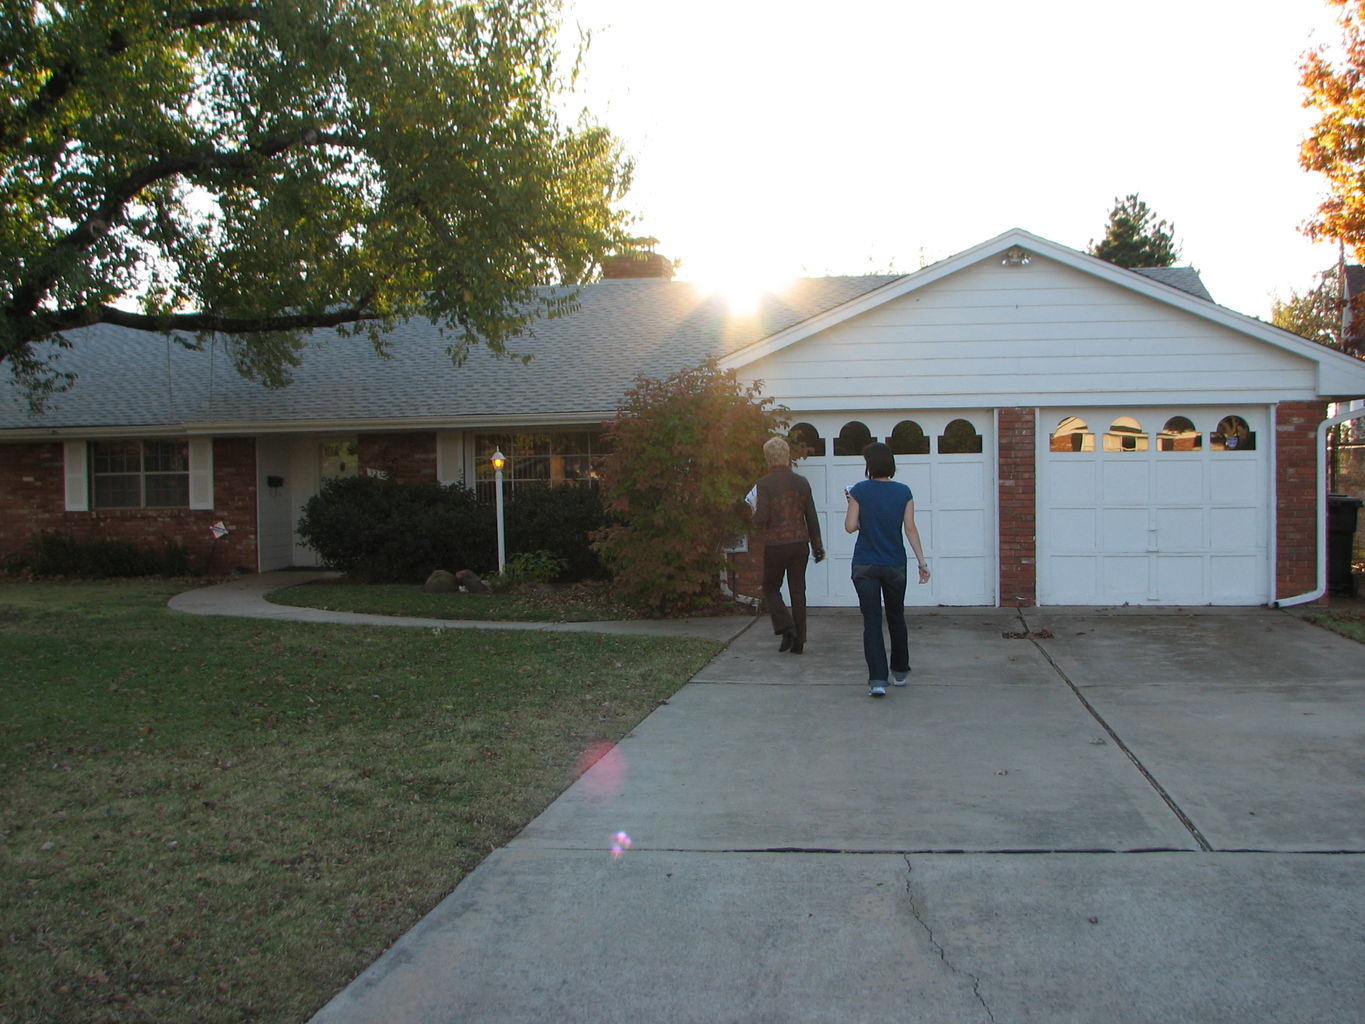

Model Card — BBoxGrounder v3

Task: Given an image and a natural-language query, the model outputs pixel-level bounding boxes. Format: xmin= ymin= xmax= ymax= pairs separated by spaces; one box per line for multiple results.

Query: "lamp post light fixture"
xmin=490 ymin=450 xmax=507 ymax=572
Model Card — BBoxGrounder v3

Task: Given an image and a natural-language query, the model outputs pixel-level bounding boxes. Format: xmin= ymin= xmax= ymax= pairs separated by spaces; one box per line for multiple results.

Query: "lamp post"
xmin=490 ymin=450 xmax=507 ymax=572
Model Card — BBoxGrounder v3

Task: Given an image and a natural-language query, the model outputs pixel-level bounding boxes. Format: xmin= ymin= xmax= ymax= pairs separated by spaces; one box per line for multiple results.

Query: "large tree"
xmin=1087 ymin=193 xmax=1181 ymax=268
xmin=1 ymin=0 xmax=632 ymax=406
xmin=1302 ymin=1 xmax=1365 ymax=261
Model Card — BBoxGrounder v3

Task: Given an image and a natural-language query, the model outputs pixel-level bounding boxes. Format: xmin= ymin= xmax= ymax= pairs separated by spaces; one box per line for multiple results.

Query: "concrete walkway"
xmin=170 ymin=579 xmax=1365 ymax=1022
xmin=168 ymin=570 xmax=757 ymax=642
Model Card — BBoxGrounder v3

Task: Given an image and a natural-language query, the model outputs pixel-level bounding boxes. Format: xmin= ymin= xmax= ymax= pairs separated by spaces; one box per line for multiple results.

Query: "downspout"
xmin=1276 ymin=404 xmax=1365 ymax=607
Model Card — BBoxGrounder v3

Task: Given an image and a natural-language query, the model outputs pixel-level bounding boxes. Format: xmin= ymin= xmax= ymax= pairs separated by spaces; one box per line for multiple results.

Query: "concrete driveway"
xmin=309 ymin=606 xmax=1365 ymax=1024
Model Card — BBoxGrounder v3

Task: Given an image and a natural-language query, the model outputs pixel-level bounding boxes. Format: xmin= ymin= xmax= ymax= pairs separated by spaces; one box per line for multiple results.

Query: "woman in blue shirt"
xmin=844 ymin=442 xmax=930 ymax=697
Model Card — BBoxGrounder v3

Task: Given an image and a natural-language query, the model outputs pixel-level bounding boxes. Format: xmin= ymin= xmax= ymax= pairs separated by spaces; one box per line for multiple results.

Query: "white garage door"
xmin=788 ymin=411 xmax=995 ymax=606
xmin=1038 ymin=407 xmax=1269 ymax=606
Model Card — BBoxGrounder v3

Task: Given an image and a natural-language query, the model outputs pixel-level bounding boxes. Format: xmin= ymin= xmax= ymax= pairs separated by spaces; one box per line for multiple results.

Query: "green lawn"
xmin=1299 ymin=606 xmax=1365 ymax=643
xmin=268 ymin=578 xmax=644 ymax=621
xmin=0 ymin=581 xmax=721 ymax=1023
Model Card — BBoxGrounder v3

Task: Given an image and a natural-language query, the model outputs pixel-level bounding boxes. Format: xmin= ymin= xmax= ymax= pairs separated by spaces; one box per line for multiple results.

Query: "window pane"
xmin=887 ymin=421 xmax=930 ymax=455
xmin=93 ymin=475 xmax=141 ymax=508
xmin=143 ymin=440 xmax=188 ymax=473
xmin=1212 ymin=416 xmax=1256 ymax=452
xmin=91 ymin=441 xmax=141 ymax=474
xmin=144 ymin=474 xmax=189 ymax=507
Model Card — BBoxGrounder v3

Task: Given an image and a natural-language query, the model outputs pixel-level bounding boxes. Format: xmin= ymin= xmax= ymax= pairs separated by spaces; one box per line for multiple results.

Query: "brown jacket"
xmin=753 ymin=467 xmax=824 ymax=556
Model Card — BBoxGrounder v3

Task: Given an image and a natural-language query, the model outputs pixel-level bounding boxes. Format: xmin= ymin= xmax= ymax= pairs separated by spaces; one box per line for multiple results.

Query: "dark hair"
xmin=862 ymin=441 xmax=896 ymax=479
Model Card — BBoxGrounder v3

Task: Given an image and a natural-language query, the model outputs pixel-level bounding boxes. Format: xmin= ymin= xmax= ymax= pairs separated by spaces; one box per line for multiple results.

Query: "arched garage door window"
xmin=833 ymin=421 xmax=874 ymax=456
xmin=939 ymin=418 xmax=983 ymax=454
xmin=886 ymin=420 xmax=930 ymax=455
xmin=788 ymin=422 xmax=826 ymax=458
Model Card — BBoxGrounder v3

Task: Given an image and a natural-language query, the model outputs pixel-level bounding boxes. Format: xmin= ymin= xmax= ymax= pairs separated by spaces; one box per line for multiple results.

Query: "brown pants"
xmin=763 ymin=541 xmax=810 ymax=643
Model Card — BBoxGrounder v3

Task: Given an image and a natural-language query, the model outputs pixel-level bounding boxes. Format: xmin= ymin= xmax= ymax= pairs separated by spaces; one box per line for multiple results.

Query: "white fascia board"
xmin=722 ymin=226 xmax=1365 ymax=397
xmin=777 ymin=389 xmax=1317 ymax=413
xmin=0 ymin=411 xmax=616 ymax=441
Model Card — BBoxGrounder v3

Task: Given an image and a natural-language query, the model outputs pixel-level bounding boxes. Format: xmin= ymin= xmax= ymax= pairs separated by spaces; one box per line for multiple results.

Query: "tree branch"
xmin=0 ymin=7 xmax=261 ymax=150
xmin=6 ymin=129 xmax=365 ymax=326
xmin=32 ymin=302 xmax=383 ymax=339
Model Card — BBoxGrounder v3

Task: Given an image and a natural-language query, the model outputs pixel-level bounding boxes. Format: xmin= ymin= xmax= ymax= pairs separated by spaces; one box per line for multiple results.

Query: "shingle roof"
xmin=1130 ymin=266 xmax=1214 ymax=302
xmin=0 ymin=275 xmax=899 ymax=431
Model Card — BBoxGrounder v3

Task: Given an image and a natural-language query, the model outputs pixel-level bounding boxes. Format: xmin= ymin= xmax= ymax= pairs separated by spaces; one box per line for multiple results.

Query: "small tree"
xmin=594 ymin=360 xmax=786 ymax=615
xmin=1088 ymin=194 xmax=1181 ymax=268
xmin=1271 ymin=266 xmax=1346 ymax=349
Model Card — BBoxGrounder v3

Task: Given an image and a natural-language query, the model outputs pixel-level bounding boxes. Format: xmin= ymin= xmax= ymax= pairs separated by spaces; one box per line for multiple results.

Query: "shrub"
xmin=22 ymin=533 xmax=192 ymax=578
xmin=594 ymin=360 xmax=786 ymax=615
xmin=488 ymin=550 xmax=567 ymax=590
xmin=503 ymin=483 xmax=609 ymax=581
xmin=297 ymin=475 xmax=495 ymax=582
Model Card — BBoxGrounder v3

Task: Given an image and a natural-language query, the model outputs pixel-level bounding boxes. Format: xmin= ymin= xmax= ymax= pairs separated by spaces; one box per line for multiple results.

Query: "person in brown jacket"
xmin=752 ymin=436 xmax=825 ymax=654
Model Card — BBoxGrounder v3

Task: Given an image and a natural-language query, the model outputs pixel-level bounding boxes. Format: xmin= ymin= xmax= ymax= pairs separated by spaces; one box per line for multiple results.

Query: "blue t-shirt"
xmin=850 ymin=479 xmax=913 ymax=566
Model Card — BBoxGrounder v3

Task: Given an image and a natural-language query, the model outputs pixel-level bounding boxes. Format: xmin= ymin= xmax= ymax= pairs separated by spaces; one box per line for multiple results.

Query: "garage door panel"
xmin=931 ymin=508 xmax=983 ymax=554
xmin=1099 ymin=507 xmax=1149 ymax=551
xmin=930 ymin=556 xmax=991 ymax=606
xmin=1210 ymin=460 xmax=1260 ymax=502
xmin=1051 ymin=556 xmax=1101 ymax=604
xmin=1154 ymin=460 xmax=1204 ymax=501
xmin=1154 ymin=507 xmax=1204 ymax=549
xmin=1154 ymin=556 xmax=1204 ymax=603
xmin=1101 ymin=555 xmax=1150 ymax=602
xmin=1051 ymin=460 xmax=1096 ymax=503
xmin=1048 ymin=508 xmax=1096 ymax=549
xmin=1209 ymin=555 xmax=1264 ymax=604
xmin=935 ymin=461 xmax=987 ymax=504
xmin=1208 ymin=507 xmax=1261 ymax=548
xmin=1101 ymin=461 xmax=1149 ymax=503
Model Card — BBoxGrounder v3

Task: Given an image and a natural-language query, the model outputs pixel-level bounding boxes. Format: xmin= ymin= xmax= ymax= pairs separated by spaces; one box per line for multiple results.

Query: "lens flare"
xmin=610 ymin=831 xmax=633 ymax=860
xmin=576 ymin=741 xmax=625 ymax=798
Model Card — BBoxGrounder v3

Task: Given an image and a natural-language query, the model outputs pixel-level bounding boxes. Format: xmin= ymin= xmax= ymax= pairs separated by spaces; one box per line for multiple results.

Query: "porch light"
xmin=1001 ymin=246 xmax=1031 ymax=267
xmin=490 ymin=450 xmax=507 ymax=572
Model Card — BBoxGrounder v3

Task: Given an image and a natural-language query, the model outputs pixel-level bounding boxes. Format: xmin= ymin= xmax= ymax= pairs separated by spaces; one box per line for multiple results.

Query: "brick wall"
xmin=0 ymin=437 xmax=258 ymax=574
xmin=359 ymin=432 xmax=438 ymax=484
xmin=1276 ymin=401 xmax=1326 ymax=601
xmin=997 ymin=408 xmax=1037 ymax=607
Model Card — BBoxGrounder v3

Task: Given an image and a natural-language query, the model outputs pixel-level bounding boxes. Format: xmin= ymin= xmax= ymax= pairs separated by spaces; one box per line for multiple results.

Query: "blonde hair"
xmin=763 ymin=436 xmax=791 ymax=467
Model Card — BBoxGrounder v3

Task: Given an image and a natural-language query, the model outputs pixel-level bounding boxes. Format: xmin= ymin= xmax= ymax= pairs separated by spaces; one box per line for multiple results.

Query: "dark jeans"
xmin=763 ymin=541 xmax=810 ymax=643
xmin=851 ymin=562 xmax=908 ymax=683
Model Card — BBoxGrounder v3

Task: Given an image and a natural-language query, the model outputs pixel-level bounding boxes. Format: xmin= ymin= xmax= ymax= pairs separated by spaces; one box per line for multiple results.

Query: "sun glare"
xmin=682 ymin=262 xmax=795 ymax=315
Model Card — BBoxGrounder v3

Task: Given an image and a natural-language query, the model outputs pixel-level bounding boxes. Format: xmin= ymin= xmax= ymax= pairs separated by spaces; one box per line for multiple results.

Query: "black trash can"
xmin=1327 ymin=494 xmax=1362 ymax=595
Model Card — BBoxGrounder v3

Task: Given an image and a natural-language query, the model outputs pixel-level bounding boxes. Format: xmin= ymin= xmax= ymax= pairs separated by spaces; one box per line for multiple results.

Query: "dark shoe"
xmin=778 ymin=628 xmax=794 ymax=652
xmin=790 ymin=638 xmax=804 ymax=655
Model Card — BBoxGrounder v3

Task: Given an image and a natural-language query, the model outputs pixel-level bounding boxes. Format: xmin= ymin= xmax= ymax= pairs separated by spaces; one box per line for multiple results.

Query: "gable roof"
xmin=718 ymin=228 xmax=1365 ymax=398
xmin=0 ymin=275 xmax=896 ymax=435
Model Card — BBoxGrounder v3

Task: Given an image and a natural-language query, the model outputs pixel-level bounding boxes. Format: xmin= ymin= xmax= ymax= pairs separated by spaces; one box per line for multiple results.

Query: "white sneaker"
xmin=869 ymin=683 xmax=887 ymax=697
xmin=892 ymin=671 xmax=909 ymax=687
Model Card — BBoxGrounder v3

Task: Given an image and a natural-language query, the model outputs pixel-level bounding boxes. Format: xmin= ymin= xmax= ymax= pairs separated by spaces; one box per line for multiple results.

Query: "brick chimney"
xmin=601 ymin=250 xmax=675 ymax=280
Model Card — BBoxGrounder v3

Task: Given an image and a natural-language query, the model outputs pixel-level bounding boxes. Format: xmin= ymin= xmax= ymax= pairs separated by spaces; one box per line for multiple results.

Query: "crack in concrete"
xmin=1015 ymin=609 xmax=1214 ymax=853
xmin=903 ymin=855 xmax=997 ymax=1024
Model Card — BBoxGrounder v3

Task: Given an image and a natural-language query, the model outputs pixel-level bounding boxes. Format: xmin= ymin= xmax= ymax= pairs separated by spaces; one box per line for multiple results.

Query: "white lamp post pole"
xmin=491 ymin=450 xmax=507 ymax=572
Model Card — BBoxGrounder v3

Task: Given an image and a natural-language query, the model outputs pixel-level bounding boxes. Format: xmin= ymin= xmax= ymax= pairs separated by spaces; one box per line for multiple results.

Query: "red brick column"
xmin=997 ymin=408 xmax=1037 ymax=607
xmin=1275 ymin=401 xmax=1326 ymax=602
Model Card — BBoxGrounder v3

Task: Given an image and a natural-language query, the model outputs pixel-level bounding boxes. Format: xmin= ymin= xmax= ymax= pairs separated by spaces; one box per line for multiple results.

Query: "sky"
xmin=559 ymin=0 xmax=1349 ymax=319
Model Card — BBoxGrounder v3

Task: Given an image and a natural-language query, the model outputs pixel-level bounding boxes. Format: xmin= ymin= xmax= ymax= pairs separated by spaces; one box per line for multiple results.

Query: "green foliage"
xmin=1272 ymin=265 xmax=1346 ymax=349
xmin=504 ymin=482 xmax=610 ymax=581
xmin=297 ymin=475 xmax=609 ymax=583
xmin=21 ymin=532 xmax=191 ymax=577
xmin=1088 ymin=193 xmax=1181 ymax=268
xmin=297 ymin=475 xmax=495 ymax=582
xmin=594 ymin=360 xmax=786 ymax=615
xmin=490 ymin=550 xmax=569 ymax=590
xmin=0 ymin=0 xmax=633 ymax=408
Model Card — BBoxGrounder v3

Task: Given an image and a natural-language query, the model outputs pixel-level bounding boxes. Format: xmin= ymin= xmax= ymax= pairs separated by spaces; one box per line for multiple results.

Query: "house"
xmin=3 ymin=228 xmax=1364 ymax=607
